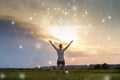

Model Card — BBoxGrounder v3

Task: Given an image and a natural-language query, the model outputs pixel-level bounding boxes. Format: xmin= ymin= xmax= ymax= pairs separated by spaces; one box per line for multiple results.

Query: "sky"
xmin=0 ymin=0 xmax=120 ymax=68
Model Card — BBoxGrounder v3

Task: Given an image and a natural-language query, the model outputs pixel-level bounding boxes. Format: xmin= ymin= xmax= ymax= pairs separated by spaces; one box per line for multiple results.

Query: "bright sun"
xmin=47 ymin=25 xmax=87 ymax=51
xmin=49 ymin=26 xmax=79 ymax=43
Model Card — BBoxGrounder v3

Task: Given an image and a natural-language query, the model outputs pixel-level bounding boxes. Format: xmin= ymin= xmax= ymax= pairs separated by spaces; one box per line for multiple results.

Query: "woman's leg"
xmin=62 ymin=61 xmax=65 ymax=74
xmin=57 ymin=61 xmax=60 ymax=74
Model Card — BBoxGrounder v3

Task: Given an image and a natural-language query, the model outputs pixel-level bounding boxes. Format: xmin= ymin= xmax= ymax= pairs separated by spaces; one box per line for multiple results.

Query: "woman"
xmin=49 ymin=40 xmax=73 ymax=74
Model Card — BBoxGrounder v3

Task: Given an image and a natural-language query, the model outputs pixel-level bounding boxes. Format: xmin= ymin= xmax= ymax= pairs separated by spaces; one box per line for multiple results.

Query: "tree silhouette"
xmin=94 ymin=64 xmax=101 ymax=69
xmin=102 ymin=63 xmax=108 ymax=69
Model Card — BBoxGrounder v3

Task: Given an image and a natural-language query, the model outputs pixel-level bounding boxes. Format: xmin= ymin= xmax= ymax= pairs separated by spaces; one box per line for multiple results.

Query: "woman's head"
xmin=59 ymin=44 xmax=63 ymax=49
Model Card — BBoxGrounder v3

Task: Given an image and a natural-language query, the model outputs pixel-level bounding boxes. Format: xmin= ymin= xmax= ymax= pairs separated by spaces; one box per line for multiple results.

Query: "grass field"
xmin=0 ymin=70 xmax=120 ymax=80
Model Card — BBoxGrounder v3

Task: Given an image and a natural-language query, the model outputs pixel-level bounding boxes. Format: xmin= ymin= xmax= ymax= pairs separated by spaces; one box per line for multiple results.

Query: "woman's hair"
xmin=59 ymin=44 xmax=62 ymax=49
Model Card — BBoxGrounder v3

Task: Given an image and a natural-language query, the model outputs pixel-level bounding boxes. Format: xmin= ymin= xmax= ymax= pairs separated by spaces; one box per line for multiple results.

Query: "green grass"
xmin=0 ymin=70 xmax=120 ymax=80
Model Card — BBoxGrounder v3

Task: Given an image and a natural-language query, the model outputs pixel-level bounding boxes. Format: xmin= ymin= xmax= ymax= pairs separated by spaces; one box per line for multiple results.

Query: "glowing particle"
xmin=82 ymin=14 xmax=85 ymax=17
xmin=85 ymin=11 xmax=88 ymax=15
xmin=88 ymin=24 xmax=91 ymax=27
xmin=104 ymin=75 xmax=110 ymax=80
xmin=47 ymin=8 xmax=50 ymax=11
xmin=0 ymin=73 xmax=5 ymax=79
xmin=54 ymin=7 xmax=57 ymax=10
xmin=29 ymin=16 xmax=33 ymax=21
xmin=33 ymin=13 xmax=37 ymax=16
xmin=67 ymin=3 xmax=71 ymax=6
xmin=65 ymin=70 xmax=69 ymax=74
xmin=107 ymin=36 xmax=111 ymax=40
xmin=71 ymin=58 xmax=75 ymax=61
xmin=19 ymin=73 xmax=25 ymax=79
xmin=108 ymin=16 xmax=111 ymax=19
xmin=19 ymin=45 xmax=23 ymax=49
xmin=42 ymin=2 xmax=45 ymax=6
xmin=36 ymin=43 xmax=41 ymax=49
xmin=37 ymin=65 xmax=41 ymax=69
xmin=91 ymin=49 xmax=97 ymax=55
xmin=64 ymin=12 xmax=68 ymax=15
xmin=57 ymin=8 xmax=60 ymax=10
xmin=48 ymin=61 xmax=52 ymax=65
xmin=30 ymin=31 xmax=34 ymax=34
xmin=101 ymin=19 xmax=105 ymax=22
xmin=11 ymin=21 xmax=15 ymax=24
xmin=87 ymin=64 xmax=90 ymax=67
xmin=72 ymin=5 xmax=77 ymax=11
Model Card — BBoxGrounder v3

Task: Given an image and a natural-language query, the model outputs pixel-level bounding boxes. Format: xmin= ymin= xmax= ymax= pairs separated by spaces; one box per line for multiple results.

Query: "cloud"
xmin=0 ymin=0 xmax=67 ymax=42
xmin=97 ymin=48 xmax=120 ymax=56
xmin=65 ymin=51 xmax=87 ymax=57
xmin=65 ymin=47 xmax=120 ymax=58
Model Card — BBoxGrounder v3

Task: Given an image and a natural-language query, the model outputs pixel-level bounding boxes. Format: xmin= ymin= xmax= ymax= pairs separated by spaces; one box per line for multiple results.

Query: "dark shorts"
xmin=57 ymin=60 xmax=65 ymax=65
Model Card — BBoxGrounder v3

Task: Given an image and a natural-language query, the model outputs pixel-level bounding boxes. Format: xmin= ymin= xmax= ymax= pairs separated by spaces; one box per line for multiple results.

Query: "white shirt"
xmin=56 ymin=49 xmax=65 ymax=61
xmin=50 ymin=41 xmax=72 ymax=61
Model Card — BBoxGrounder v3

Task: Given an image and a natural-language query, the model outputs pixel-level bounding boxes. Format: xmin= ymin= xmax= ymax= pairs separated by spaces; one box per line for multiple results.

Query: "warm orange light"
xmin=49 ymin=26 xmax=78 ymax=42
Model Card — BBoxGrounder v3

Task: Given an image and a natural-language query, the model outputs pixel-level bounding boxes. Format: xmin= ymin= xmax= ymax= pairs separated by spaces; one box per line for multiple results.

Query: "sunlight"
xmin=47 ymin=25 xmax=89 ymax=51
xmin=49 ymin=26 xmax=79 ymax=42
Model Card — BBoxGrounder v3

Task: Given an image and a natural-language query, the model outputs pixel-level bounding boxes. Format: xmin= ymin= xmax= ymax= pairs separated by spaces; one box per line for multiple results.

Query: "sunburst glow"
xmin=49 ymin=26 xmax=79 ymax=43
